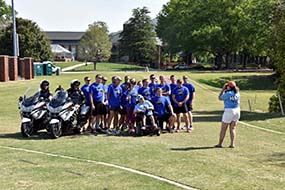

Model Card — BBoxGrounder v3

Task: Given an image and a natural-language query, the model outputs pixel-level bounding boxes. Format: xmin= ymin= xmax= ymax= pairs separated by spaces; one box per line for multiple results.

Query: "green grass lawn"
xmin=73 ymin=62 xmax=146 ymax=71
xmin=0 ymin=71 xmax=284 ymax=190
xmin=54 ymin=61 xmax=83 ymax=69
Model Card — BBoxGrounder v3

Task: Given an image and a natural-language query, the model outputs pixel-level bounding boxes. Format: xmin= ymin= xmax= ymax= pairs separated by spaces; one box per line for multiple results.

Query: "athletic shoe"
xmin=214 ymin=144 xmax=223 ymax=148
xmin=229 ymin=145 xmax=235 ymax=148
xmin=189 ymin=125 xmax=194 ymax=130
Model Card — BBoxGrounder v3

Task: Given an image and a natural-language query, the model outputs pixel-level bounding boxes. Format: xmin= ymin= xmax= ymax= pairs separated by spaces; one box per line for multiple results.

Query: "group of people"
xmin=37 ymin=73 xmax=240 ymax=148
xmin=79 ymin=74 xmax=196 ymax=135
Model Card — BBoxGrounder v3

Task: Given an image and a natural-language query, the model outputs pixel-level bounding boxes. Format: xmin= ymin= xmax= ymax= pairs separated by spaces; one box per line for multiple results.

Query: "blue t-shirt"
xmin=158 ymin=83 xmax=171 ymax=101
xmin=102 ymin=84 xmax=108 ymax=102
xmin=220 ymin=91 xmax=240 ymax=109
xmin=183 ymin=83 xmax=195 ymax=104
xmin=172 ymin=86 xmax=189 ymax=107
xmin=81 ymin=84 xmax=90 ymax=106
xmin=121 ymin=83 xmax=129 ymax=93
xmin=89 ymin=82 xmax=104 ymax=103
xmin=125 ymin=88 xmax=138 ymax=108
xmin=108 ymin=84 xmax=122 ymax=107
xmin=134 ymin=100 xmax=154 ymax=116
xmin=148 ymin=83 xmax=158 ymax=98
xmin=152 ymin=95 xmax=171 ymax=117
xmin=170 ymin=83 xmax=178 ymax=92
xmin=138 ymin=87 xmax=152 ymax=101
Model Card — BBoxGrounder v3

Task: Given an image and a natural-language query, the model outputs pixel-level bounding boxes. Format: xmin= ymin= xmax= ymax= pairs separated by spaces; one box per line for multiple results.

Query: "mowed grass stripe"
xmin=0 ymin=145 xmax=198 ymax=190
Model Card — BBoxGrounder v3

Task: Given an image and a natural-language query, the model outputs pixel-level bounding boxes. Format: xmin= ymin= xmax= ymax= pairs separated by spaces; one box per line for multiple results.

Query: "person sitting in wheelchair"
xmin=133 ymin=95 xmax=157 ymax=129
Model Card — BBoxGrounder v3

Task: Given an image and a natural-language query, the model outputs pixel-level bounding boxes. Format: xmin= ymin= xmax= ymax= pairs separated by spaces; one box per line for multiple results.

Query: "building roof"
xmin=45 ymin=31 xmax=85 ymax=41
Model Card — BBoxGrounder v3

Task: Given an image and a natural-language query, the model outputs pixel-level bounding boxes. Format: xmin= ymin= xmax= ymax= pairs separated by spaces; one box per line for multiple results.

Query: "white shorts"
xmin=222 ymin=108 xmax=240 ymax=123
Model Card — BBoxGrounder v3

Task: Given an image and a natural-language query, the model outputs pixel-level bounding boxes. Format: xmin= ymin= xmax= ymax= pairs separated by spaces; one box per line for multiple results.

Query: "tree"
xmin=0 ymin=0 xmax=12 ymax=27
xmin=157 ymin=0 xmax=278 ymax=69
xmin=79 ymin=21 xmax=112 ymax=70
xmin=269 ymin=1 xmax=285 ymax=112
xmin=0 ymin=17 xmax=52 ymax=61
xmin=119 ymin=7 xmax=157 ymax=65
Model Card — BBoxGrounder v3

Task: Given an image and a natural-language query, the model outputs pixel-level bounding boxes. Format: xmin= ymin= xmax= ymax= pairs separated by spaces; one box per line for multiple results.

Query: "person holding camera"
xmin=215 ymin=81 xmax=240 ymax=148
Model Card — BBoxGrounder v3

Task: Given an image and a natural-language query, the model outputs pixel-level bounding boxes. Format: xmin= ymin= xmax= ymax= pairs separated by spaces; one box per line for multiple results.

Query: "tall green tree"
xmin=0 ymin=17 xmax=52 ymax=61
xmin=0 ymin=0 xmax=12 ymax=27
xmin=79 ymin=21 xmax=112 ymax=70
xmin=269 ymin=1 xmax=285 ymax=112
xmin=157 ymin=0 xmax=278 ymax=69
xmin=119 ymin=7 xmax=157 ymax=65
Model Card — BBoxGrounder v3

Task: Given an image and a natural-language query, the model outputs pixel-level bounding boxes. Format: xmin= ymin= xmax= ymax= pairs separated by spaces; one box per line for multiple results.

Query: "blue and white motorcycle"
xmin=47 ymin=90 xmax=89 ymax=138
xmin=18 ymin=88 xmax=49 ymax=137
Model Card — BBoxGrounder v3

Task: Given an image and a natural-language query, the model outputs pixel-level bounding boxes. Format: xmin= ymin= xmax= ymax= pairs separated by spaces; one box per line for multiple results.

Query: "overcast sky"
xmin=5 ymin=0 xmax=169 ymax=33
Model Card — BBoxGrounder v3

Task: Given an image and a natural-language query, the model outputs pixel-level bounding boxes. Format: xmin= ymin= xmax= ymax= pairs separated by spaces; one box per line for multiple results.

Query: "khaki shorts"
xmin=222 ymin=108 xmax=240 ymax=123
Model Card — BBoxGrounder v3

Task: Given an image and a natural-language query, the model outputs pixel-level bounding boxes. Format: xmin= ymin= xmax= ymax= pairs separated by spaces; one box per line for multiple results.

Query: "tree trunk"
xmin=225 ymin=52 xmax=230 ymax=69
xmin=216 ymin=53 xmax=223 ymax=70
xmin=93 ymin=61 xmax=97 ymax=71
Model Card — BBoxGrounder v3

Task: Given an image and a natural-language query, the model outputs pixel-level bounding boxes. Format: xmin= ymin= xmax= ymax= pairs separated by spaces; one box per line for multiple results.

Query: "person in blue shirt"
xmin=101 ymin=76 xmax=109 ymax=129
xmin=89 ymin=74 xmax=104 ymax=132
xmin=215 ymin=81 xmax=240 ymax=148
xmin=81 ymin=76 xmax=92 ymax=129
xmin=138 ymin=79 xmax=152 ymax=101
xmin=169 ymin=75 xmax=178 ymax=92
xmin=125 ymin=78 xmax=138 ymax=131
xmin=133 ymin=95 xmax=157 ymax=131
xmin=152 ymin=87 xmax=176 ymax=133
xmin=172 ymin=79 xmax=190 ymax=132
xmin=182 ymin=75 xmax=195 ymax=130
xmin=148 ymin=74 xmax=158 ymax=98
xmin=106 ymin=76 xmax=123 ymax=131
xmin=121 ymin=75 xmax=130 ymax=93
xmin=158 ymin=75 xmax=171 ymax=102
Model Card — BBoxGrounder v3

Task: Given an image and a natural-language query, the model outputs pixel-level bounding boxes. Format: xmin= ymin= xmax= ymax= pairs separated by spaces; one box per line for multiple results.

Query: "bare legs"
xmin=216 ymin=121 xmax=237 ymax=148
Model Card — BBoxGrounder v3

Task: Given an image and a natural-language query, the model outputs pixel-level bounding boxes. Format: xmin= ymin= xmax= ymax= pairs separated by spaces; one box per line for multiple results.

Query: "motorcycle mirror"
xmin=19 ymin=96 xmax=23 ymax=102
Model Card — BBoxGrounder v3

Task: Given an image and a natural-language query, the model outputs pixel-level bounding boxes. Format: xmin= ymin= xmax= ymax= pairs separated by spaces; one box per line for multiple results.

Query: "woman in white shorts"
xmin=215 ymin=81 xmax=240 ymax=148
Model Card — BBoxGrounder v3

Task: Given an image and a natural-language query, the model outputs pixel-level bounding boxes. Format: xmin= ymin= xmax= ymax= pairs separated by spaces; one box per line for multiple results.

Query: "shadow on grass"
xmin=171 ymin=146 xmax=216 ymax=151
xmin=265 ymin=153 xmax=285 ymax=168
xmin=198 ymin=74 xmax=276 ymax=90
xmin=0 ymin=132 xmax=50 ymax=140
xmin=194 ymin=110 xmax=283 ymax=123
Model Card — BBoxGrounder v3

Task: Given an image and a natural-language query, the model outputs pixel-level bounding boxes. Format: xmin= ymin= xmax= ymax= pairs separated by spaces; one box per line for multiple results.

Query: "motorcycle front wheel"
xmin=21 ymin=122 xmax=33 ymax=137
xmin=49 ymin=123 xmax=62 ymax=139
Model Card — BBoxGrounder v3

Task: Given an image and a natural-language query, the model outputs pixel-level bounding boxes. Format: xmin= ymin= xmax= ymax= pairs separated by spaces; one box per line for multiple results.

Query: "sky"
xmin=4 ymin=0 xmax=169 ymax=33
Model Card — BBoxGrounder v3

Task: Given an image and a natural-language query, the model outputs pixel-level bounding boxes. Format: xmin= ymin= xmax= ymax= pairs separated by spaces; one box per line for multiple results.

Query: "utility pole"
xmin=11 ymin=0 xmax=18 ymax=56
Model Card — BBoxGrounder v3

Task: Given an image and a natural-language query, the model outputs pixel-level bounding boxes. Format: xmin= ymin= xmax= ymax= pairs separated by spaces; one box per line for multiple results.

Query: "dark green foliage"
xmin=156 ymin=0 xmax=278 ymax=68
xmin=269 ymin=2 xmax=285 ymax=113
xmin=119 ymin=7 xmax=157 ymax=65
xmin=0 ymin=17 xmax=52 ymax=61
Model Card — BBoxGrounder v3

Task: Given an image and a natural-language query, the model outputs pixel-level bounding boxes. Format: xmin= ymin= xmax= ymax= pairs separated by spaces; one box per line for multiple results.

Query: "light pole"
xmin=11 ymin=0 xmax=18 ymax=56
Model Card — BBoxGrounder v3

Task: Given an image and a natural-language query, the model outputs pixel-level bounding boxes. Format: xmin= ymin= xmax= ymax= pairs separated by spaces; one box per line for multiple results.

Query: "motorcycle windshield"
xmin=49 ymin=90 xmax=67 ymax=107
xmin=22 ymin=88 xmax=40 ymax=107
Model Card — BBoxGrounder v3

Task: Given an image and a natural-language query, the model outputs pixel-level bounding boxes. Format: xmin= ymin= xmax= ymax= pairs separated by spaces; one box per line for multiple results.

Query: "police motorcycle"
xmin=18 ymin=88 xmax=49 ymax=137
xmin=47 ymin=90 xmax=86 ymax=138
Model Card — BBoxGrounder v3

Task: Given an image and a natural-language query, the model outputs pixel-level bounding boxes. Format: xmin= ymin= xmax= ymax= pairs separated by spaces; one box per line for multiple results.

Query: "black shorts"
xmin=119 ymin=106 xmax=127 ymax=115
xmin=186 ymin=102 xmax=193 ymax=111
xmin=157 ymin=113 xmax=171 ymax=129
xmin=157 ymin=113 xmax=172 ymax=123
xmin=92 ymin=102 xmax=105 ymax=116
xmin=174 ymin=104 xmax=188 ymax=114
xmin=109 ymin=105 xmax=120 ymax=112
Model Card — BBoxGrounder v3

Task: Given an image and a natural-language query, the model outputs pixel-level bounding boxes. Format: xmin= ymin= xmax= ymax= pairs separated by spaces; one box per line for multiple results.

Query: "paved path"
xmin=61 ymin=62 xmax=92 ymax=72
